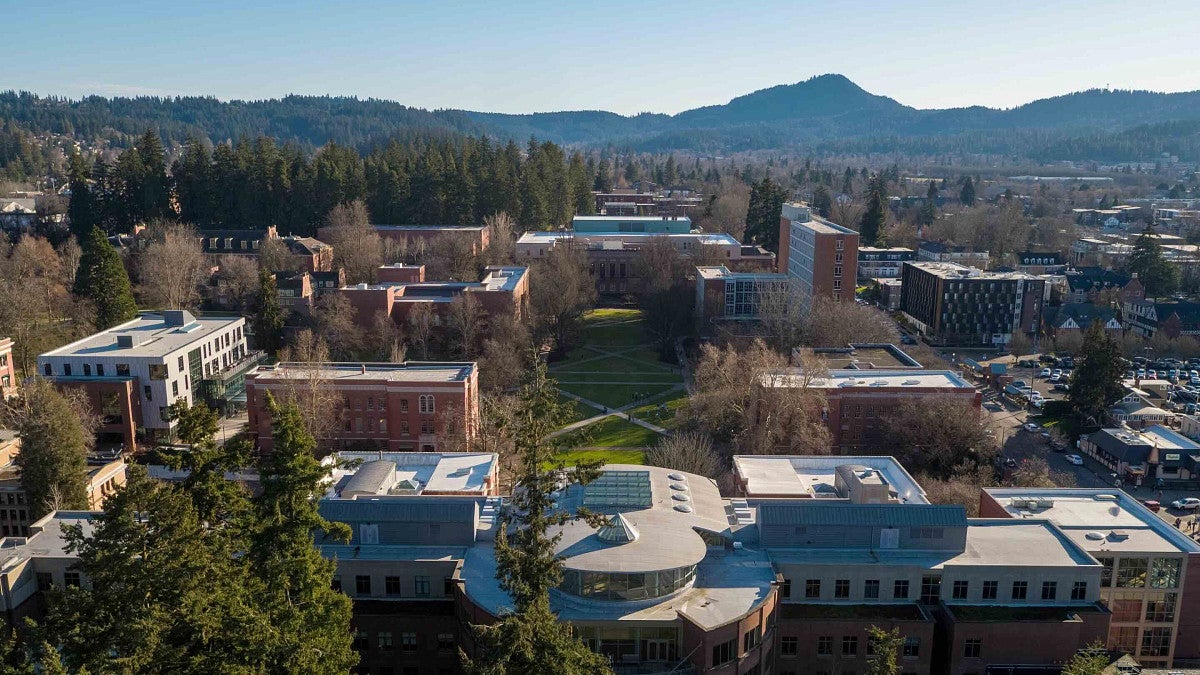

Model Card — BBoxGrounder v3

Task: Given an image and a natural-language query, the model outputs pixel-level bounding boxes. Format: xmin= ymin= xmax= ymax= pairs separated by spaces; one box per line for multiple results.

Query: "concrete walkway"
xmin=549 ymin=388 xmax=676 ymax=439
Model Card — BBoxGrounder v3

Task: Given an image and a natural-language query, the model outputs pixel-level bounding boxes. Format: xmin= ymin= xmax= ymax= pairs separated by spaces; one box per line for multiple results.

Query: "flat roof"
xmin=696 ymin=266 xmax=787 ymax=281
xmin=803 ymin=343 xmax=923 ymax=370
xmin=327 ymin=451 xmax=495 ymax=496
xmin=40 ymin=311 xmax=243 ymax=359
xmin=761 ymin=369 xmax=972 ymax=390
xmin=948 ymin=520 xmax=1098 ymax=567
xmin=477 ymin=266 xmax=526 ymax=292
xmin=249 ymin=361 xmax=474 ymax=384
xmin=905 ymin=261 xmax=1036 ymax=280
xmin=517 ymin=231 xmax=739 ymax=246
xmin=734 ymin=455 xmax=928 ymax=504
xmin=0 ymin=511 xmax=98 ymax=570
xmin=984 ymin=488 xmax=1200 ymax=554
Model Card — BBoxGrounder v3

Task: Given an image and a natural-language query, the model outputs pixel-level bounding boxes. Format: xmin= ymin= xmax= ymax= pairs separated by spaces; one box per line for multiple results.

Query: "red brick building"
xmin=318 ymin=224 xmax=490 ymax=257
xmin=337 ymin=265 xmax=529 ymax=331
xmin=0 ymin=338 xmax=15 ymax=398
xmin=245 ymin=361 xmax=479 ymax=453
xmin=778 ymin=202 xmax=858 ymax=301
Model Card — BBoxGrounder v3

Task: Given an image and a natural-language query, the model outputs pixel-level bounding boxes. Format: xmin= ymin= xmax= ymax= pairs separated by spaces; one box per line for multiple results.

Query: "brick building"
xmin=760 ymin=368 xmax=981 ymax=453
xmin=244 ymin=361 xmax=479 ymax=453
xmin=337 ymin=265 xmax=529 ymax=332
xmin=693 ymin=266 xmax=790 ymax=323
xmin=325 ymin=224 xmax=490 ymax=257
xmin=900 ymin=262 xmax=1047 ymax=347
xmin=0 ymin=337 xmax=15 ymax=398
xmin=37 ymin=311 xmax=254 ymax=450
xmin=0 ymin=434 xmax=126 ymax=538
xmin=777 ymin=202 xmax=858 ymax=301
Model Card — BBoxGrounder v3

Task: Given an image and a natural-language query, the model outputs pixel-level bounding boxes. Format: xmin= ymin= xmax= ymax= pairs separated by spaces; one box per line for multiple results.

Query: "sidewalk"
xmin=550 ymin=390 xmax=670 ymax=439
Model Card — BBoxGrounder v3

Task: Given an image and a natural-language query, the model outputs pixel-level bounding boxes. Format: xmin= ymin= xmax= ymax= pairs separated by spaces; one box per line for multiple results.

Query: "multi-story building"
xmin=0 ymin=457 xmax=1142 ymax=673
xmin=777 ymin=202 xmax=858 ymax=301
xmin=1063 ymin=267 xmax=1143 ymax=305
xmin=199 ymin=227 xmax=334 ymax=273
xmin=245 ymin=361 xmax=479 ymax=453
xmin=899 ymin=262 xmax=1047 ymax=347
xmin=592 ymin=190 xmax=704 ymax=217
xmin=693 ymin=266 xmax=790 ymax=323
xmin=1015 ymin=251 xmax=1067 ymax=275
xmin=0 ymin=434 xmax=126 ymax=538
xmin=759 ymin=368 xmax=981 ymax=452
xmin=0 ymin=337 xmax=15 ymax=398
xmin=981 ymin=488 xmax=1200 ymax=667
xmin=37 ymin=311 xmax=254 ymax=449
xmin=337 ymin=265 xmax=529 ymax=331
xmin=916 ymin=241 xmax=990 ymax=269
xmin=1122 ymin=299 xmax=1200 ymax=339
xmin=857 ymin=246 xmax=915 ymax=280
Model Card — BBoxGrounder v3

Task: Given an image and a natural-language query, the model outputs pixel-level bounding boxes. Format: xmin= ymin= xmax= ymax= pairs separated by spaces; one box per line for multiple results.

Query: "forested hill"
xmin=5 ymin=74 xmax=1200 ymax=159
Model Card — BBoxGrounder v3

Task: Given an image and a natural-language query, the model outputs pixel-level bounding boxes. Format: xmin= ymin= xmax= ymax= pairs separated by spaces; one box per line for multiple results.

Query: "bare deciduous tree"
xmin=878 ymin=397 xmax=996 ymax=480
xmin=257 ymin=236 xmax=297 ymax=274
xmin=804 ymin=296 xmax=899 ymax=347
xmin=407 ymin=302 xmax=437 ymax=360
xmin=646 ymin=431 xmax=723 ymax=478
xmin=312 ymin=293 xmax=365 ymax=360
xmin=215 ymin=255 xmax=260 ymax=312
xmin=138 ymin=222 xmax=209 ymax=309
xmin=324 ymin=200 xmax=383 ymax=284
xmin=756 ymin=279 xmax=809 ymax=352
xmin=424 ymin=233 xmax=479 ymax=281
xmin=447 ymin=293 xmax=484 ymax=359
xmin=530 ymin=244 xmax=596 ymax=355
xmin=276 ymin=330 xmax=342 ymax=453
xmin=478 ymin=314 xmax=532 ymax=391
xmin=483 ymin=212 xmax=516 ymax=266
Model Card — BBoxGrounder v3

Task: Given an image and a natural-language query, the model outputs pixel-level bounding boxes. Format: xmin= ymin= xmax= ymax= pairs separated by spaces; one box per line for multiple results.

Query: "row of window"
xmin=45 ymin=362 xmax=130 ymax=377
xmin=1097 ymin=556 xmax=1181 ymax=589
xmin=343 ymin=395 xmax=436 ymax=415
xmin=352 ymin=630 xmax=454 ymax=654
xmin=336 ymin=575 xmax=436 ymax=597
xmin=785 ymin=577 xmax=1087 ymax=603
xmin=712 ymin=624 xmax=765 ymax=667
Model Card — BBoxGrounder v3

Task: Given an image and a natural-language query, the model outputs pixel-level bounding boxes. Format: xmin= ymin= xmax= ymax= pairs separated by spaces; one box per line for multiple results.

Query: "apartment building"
xmin=0 ymin=337 xmax=15 ymax=398
xmin=899 ymin=262 xmax=1046 ymax=347
xmin=916 ymin=241 xmax=990 ymax=269
xmin=981 ymin=488 xmax=1200 ymax=667
xmin=337 ymin=265 xmax=529 ymax=332
xmin=777 ymin=202 xmax=858 ymax=301
xmin=244 ymin=361 xmax=479 ymax=453
xmin=37 ymin=311 xmax=253 ymax=449
xmin=858 ymin=246 xmax=915 ymax=280
xmin=693 ymin=266 xmax=790 ymax=322
xmin=759 ymin=368 xmax=981 ymax=452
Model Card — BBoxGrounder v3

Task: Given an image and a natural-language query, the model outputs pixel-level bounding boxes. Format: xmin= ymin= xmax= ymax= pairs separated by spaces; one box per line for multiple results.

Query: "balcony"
xmin=200 ymin=350 xmax=266 ymax=413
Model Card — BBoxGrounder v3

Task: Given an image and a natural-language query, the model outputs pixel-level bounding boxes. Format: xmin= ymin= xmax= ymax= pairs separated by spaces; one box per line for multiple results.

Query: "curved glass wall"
xmin=558 ymin=565 xmax=697 ymax=601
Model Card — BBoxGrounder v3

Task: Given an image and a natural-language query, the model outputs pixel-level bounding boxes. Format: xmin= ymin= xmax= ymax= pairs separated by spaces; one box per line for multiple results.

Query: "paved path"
xmin=549 ymin=388 xmax=674 ymax=439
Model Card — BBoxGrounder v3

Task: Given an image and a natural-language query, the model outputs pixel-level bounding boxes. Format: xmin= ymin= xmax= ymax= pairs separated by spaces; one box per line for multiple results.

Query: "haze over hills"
xmin=5 ymin=74 xmax=1200 ymax=160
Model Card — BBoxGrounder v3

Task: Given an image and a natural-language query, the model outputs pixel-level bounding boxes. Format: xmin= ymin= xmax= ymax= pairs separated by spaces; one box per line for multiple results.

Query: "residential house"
xmin=1123 ymin=300 xmax=1200 ymax=339
xmin=1048 ymin=304 xmax=1122 ymax=338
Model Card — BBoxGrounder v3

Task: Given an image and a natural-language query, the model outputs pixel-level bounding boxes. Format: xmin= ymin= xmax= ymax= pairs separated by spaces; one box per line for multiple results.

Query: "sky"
xmin=5 ymin=0 xmax=1200 ymax=116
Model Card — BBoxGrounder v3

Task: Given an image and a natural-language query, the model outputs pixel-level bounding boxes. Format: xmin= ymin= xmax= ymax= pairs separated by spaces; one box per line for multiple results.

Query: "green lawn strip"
xmin=551 ymin=447 xmax=647 ymax=467
xmin=556 ymin=416 xmax=662 ymax=448
xmin=554 ymin=354 xmax=673 ymax=375
xmin=580 ymin=309 xmax=646 ymax=347
xmin=629 ymin=393 xmax=690 ymax=430
xmin=557 ymin=394 xmax=602 ymax=425
xmin=557 ymin=383 xmax=677 ymax=409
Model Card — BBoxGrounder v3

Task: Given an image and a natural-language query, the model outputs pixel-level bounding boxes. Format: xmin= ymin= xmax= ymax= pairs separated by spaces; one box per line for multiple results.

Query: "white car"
xmin=1039 ymin=368 xmax=1051 ymax=378
xmin=1049 ymin=374 xmax=1061 ymax=383
xmin=1024 ymin=422 xmax=1040 ymax=432
xmin=1171 ymin=497 xmax=1200 ymax=510
xmin=1064 ymin=454 xmax=1084 ymax=466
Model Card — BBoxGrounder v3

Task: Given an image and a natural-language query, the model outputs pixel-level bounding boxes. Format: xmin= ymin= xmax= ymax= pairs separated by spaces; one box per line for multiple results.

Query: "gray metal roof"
xmin=341 ymin=459 xmax=396 ymax=496
xmin=318 ymin=497 xmax=477 ymax=524
xmin=758 ymin=503 xmax=967 ymax=528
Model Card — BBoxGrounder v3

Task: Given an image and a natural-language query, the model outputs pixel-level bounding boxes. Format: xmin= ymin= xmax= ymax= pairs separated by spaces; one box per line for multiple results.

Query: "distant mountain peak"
xmin=674 ymin=73 xmax=909 ymax=126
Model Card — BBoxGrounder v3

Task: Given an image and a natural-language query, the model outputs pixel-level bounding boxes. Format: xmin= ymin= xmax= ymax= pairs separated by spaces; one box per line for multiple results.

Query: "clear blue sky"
xmin=5 ymin=0 xmax=1200 ymax=115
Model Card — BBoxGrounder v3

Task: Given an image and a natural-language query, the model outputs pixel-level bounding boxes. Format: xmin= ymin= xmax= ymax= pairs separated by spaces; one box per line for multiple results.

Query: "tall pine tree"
xmin=859 ymin=175 xmax=889 ymax=246
xmin=254 ymin=269 xmax=285 ymax=356
xmin=13 ymin=379 xmax=91 ymax=520
xmin=1127 ymin=225 xmax=1180 ymax=299
xmin=1068 ymin=322 xmax=1126 ymax=426
xmin=74 ymin=226 xmax=138 ymax=330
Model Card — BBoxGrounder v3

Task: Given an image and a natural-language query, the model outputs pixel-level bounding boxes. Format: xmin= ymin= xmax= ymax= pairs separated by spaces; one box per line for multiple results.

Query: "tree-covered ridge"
xmin=5 ymin=75 xmax=1200 ymax=159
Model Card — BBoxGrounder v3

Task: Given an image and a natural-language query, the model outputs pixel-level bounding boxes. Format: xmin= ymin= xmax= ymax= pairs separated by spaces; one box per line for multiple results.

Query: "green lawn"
xmin=558 ymin=416 xmax=661 ymax=448
xmin=557 ymin=394 xmax=601 ymax=424
xmin=552 ymin=447 xmax=647 ymax=467
xmin=557 ymin=383 xmax=678 ymax=409
xmin=555 ymin=354 xmax=674 ymax=375
xmin=579 ymin=308 xmax=646 ymax=347
xmin=630 ymin=393 xmax=690 ymax=430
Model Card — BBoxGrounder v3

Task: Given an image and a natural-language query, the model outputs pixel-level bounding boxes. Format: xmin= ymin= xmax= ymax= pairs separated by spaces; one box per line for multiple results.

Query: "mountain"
xmin=4 ymin=75 xmax=1200 ymax=160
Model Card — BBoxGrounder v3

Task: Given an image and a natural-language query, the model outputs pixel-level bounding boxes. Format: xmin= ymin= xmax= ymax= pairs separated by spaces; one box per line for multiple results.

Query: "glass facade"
xmin=559 ymin=565 xmax=697 ymax=602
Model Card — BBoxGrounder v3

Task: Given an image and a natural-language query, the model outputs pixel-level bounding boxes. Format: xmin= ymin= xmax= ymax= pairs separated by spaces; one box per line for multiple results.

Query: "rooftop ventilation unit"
xmin=672 ymin=493 xmax=690 ymax=502
xmin=669 ymin=483 xmax=688 ymax=491
xmin=1094 ymin=494 xmax=1119 ymax=501
xmin=902 ymin=379 xmax=920 ymax=386
xmin=674 ymin=504 xmax=694 ymax=513
xmin=1107 ymin=530 xmax=1129 ymax=542
xmin=870 ymin=380 xmax=888 ymax=387
xmin=116 ymin=334 xmax=140 ymax=349
xmin=1085 ymin=531 xmax=1106 ymax=541
xmin=668 ymin=473 xmax=687 ymax=481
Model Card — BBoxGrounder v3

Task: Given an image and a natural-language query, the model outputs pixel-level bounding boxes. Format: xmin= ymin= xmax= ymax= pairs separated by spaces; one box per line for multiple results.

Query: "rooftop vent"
xmin=669 ymin=483 xmax=688 ymax=491
xmin=1094 ymin=494 xmax=1119 ymax=501
xmin=672 ymin=493 xmax=690 ymax=502
xmin=1085 ymin=531 xmax=1106 ymax=541
xmin=902 ymin=379 xmax=920 ymax=386
xmin=116 ymin=334 xmax=140 ymax=349
xmin=162 ymin=309 xmax=196 ymax=327
xmin=674 ymin=504 xmax=694 ymax=513
xmin=1107 ymin=530 xmax=1130 ymax=542
xmin=668 ymin=473 xmax=687 ymax=481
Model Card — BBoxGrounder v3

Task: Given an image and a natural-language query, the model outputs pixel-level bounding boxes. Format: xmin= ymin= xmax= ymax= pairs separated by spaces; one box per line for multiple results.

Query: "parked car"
xmin=1170 ymin=497 xmax=1200 ymax=510
xmin=1049 ymin=374 xmax=1061 ymax=383
xmin=1018 ymin=359 xmax=1038 ymax=368
xmin=1064 ymin=454 xmax=1084 ymax=466
xmin=1024 ymin=422 xmax=1040 ymax=432
xmin=900 ymin=334 xmax=916 ymax=345
xmin=1054 ymin=383 xmax=1070 ymax=392
xmin=1142 ymin=500 xmax=1162 ymax=512
xmin=1040 ymin=354 xmax=1057 ymax=364
xmin=1039 ymin=368 xmax=1052 ymax=378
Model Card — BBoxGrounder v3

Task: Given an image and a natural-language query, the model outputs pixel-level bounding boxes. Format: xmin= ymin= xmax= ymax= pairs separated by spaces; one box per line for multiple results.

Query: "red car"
xmin=1142 ymin=500 xmax=1162 ymax=512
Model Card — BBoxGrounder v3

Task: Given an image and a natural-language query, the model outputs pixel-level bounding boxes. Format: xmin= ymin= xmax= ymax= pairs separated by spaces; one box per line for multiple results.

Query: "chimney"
xmin=360 ymin=364 xmax=367 ymax=374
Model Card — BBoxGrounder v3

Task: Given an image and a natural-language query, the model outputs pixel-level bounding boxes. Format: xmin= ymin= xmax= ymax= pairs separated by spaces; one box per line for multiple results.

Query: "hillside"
xmin=4 ymin=74 xmax=1200 ymax=160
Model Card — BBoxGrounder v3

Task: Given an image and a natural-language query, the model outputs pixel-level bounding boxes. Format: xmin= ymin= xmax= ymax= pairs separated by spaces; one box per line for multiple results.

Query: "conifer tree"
xmin=959 ymin=176 xmax=977 ymax=206
xmin=859 ymin=175 xmax=889 ymax=246
xmin=1068 ymin=322 xmax=1126 ymax=426
xmin=11 ymin=378 xmax=91 ymax=520
xmin=254 ymin=269 xmax=285 ymax=355
xmin=1127 ymin=225 xmax=1179 ymax=298
xmin=74 ymin=226 xmax=138 ymax=330
xmin=67 ymin=152 xmax=97 ymax=239
xmin=463 ymin=357 xmax=611 ymax=675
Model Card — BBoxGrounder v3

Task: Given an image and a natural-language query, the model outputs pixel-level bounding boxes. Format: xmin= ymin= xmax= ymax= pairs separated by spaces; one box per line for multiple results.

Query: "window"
xmin=82 ymin=363 xmax=91 ymax=376
xmin=1145 ymin=592 xmax=1177 ymax=623
xmin=331 ymin=576 xmax=342 ymax=591
xmin=842 ymin=635 xmax=858 ymax=656
xmin=385 ymin=576 xmax=402 ymax=596
xmin=43 ymin=363 xmax=51 ymax=376
xmin=952 ymin=580 xmax=969 ymax=599
xmin=919 ymin=575 xmax=940 ymax=604
xmin=834 ymin=266 xmax=842 ymax=277
xmin=835 ymin=579 xmax=850 ymax=598
xmin=414 ymin=575 xmax=430 ymax=597
xmin=355 ymin=575 xmax=371 ymax=595
xmin=96 ymin=364 xmax=104 ymax=376
xmin=64 ymin=572 xmax=81 ymax=588
xmin=171 ymin=380 xmax=179 ymax=397
xmin=1110 ymin=590 xmax=1143 ymax=622
xmin=1071 ymin=581 xmax=1088 ymax=601
xmin=437 ymin=633 xmax=455 ymax=652
xmin=963 ymin=638 xmax=981 ymax=658
xmin=1041 ymin=581 xmax=1057 ymax=600
xmin=1011 ymin=581 xmax=1028 ymax=600
xmin=1141 ymin=627 xmax=1171 ymax=657
xmin=399 ymin=398 xmax=409 ymax=413
xmin=378 ymin=632 xmax=393 ymax=650
xmin=781 ymin=578 xmax=791 ymax=598
xmin=1117 ymin=557 xmax=1148 ymax=588
xmin=352 ymin=630 xmax=368 ymax=651
xmin=149 ymin=364 xmax=167 ymax=380
xmin=864 ymin=579 xmax=880 ymax=599
xmin=780 ymin=636 xmax=798 ymax=656
xmin=742 ymin=625 xmax=761 ymax=652
xmin=1151 ymin=557 xmax=1182 ymax=588
xmin=902 ymin=637 xmax=920 ymax=658
xmin=116 ymin=364 xmax=130 ymax=376
xmin=817 ymin=636 xmax=833 ymax=655
xmin=805 ymin=579 xmax=821 ymax=598
xmin=893 ymin=579 xmax=909 ymax=599
xmin=419 ymin=395 xmax=435 ymax=414
xmin=400 ymin=632 xmax=418 ymax=653
xmin=144 ymin=385 xmax=152 ymax=400
xmin=712 ymin=638 xmax=737 ymax=666
xmin=836 ymin=239 xmax=844 ymax=250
